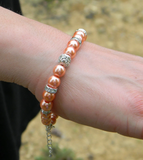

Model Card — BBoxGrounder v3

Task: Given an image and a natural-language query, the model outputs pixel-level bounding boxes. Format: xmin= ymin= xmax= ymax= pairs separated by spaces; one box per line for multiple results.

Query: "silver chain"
xmin=45 ymin=124 xmax=53 ymax=157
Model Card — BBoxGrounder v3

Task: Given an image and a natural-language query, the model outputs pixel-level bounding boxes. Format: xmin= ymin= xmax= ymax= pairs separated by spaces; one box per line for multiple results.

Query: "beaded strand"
xmin=40 ymin=28 xmax=87 ymax=157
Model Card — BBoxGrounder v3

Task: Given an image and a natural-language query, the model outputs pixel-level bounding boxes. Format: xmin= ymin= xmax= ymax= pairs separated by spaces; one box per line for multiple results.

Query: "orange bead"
xmin=51 ymin=116 xmax=57 ymax=125
xmin=41 ymin=117 xmax=51 ymax=125
xmin=67 ymin=39 xmax=80 ymax=51
xmin=43 ymin=91 xmax=55 ymax=102
xmin=40 ymin=99 xmax=53 ymax=111
xmin=48 ymin=75 xmax=60 ymax=88
xmin=73 ymin=34 xmax=83 ymax=43
xmin=41 ymin=111 xmax=51 ymax=119
xmin=53 ymin=65 xmax=66 ymax=78
xmin=73 ymin=31 xmax=87 ymax=42
xmin=51 ymin=113 xmax=58 ymax=125
xmin=64 ymin=46 xmax=76 ymax=59
xmin=51 ymin=112 xmax=58 ymax=119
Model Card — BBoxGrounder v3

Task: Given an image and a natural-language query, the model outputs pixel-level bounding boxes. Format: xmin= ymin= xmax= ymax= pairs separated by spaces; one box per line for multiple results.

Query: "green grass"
xmin=44 ymin=0 xmax=64 ymax=9
xmin=35 ymin=143 xmax=83 ymax=160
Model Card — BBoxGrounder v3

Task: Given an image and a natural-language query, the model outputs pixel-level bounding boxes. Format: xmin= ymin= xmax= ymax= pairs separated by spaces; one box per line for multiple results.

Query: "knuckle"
xmin=129 ymin=90 xmax=143 ymax=117
xmin=127 ymin=89 xmax=143 ymax=138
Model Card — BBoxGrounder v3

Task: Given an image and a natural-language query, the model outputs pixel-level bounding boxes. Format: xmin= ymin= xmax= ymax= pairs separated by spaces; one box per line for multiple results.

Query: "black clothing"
xmin=0 ymin=1 xmax=40 ymax=160
xmin=0 ymin=83 xmax=40 ymax=160
xmin=0 ymin=0 xmax=22 ymax=14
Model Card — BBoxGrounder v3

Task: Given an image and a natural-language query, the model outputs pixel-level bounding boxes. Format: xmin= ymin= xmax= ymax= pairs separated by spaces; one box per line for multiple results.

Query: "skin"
xmin=0 ymin=7 xmax=143 ymax=139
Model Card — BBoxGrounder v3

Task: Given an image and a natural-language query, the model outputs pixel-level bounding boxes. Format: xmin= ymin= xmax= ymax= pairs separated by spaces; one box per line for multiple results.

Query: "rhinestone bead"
xmin=76 ymin=28 xmax=87 ymax=36
xmin=41 ymin=109 xmax=51 ymax=115
xmin=73 ymin=31 xmax=87 ymax=42
xmin=41 ymin=111 xmax=51 ymax=118
xmin=58 ymin=54 xmax=71 ymax=67
xmin=70 ymin=37 xmax=82 ymax=45
xmin=45 ymin=85 xmax=58 ymax=94
xmin=73 ymin=34 xmax=83 ymax=43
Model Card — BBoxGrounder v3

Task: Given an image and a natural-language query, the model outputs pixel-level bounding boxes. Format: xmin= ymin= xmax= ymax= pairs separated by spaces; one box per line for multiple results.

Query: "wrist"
xmin=0 ymin=7 xmax=70 ymax=100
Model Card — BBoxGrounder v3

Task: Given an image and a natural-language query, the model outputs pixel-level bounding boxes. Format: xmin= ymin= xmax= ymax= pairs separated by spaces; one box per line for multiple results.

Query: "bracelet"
xmin=40 ymin=28 xmax=87 ymax=157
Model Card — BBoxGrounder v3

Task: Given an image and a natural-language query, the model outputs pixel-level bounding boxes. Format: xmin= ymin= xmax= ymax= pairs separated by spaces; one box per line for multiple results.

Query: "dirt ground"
xmin=19 ymin=0 xmax=143 ymax=160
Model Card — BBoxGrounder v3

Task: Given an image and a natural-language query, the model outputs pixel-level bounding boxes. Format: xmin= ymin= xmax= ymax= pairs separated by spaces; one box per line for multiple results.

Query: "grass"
xmin=35 ymin=143 xmax=83 ymax=160
xmin=44 ymin=0 xmax=64 ymax=9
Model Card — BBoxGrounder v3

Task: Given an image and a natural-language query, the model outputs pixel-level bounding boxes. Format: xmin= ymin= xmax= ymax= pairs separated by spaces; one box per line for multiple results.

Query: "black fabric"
xmin=0 ymin=83 xmax=40 ymax=160
xmin=0 ymin=0 xmax=22 ymax=14
xmin=0 ymin=1 xmax=40 ymax=160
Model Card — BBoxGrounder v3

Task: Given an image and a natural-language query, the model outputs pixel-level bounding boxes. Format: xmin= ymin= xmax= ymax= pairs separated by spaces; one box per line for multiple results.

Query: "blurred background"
xmin=20 ymin=0 xmax=143 ymax=160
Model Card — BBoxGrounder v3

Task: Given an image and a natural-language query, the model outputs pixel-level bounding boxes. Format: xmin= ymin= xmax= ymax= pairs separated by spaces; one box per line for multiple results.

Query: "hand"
xmin=1 ymin=7 xmax=143 ymax=139
xmin=54 ymin=42 xmax=143 ymax=139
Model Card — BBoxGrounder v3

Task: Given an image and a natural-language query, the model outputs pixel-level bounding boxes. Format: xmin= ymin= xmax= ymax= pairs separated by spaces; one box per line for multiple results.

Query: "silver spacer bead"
xmin=58 ymin=54 xmax=71 ymax=67
xmin=41 ymin=109 xmax=51 ymax=115
xmin=45 ymin=85 xmax=58 ymax=94
xmin=70 ymin=37 xmax=82 ymax=45
xmin=76 ymin=28 xmax=87 ymax=36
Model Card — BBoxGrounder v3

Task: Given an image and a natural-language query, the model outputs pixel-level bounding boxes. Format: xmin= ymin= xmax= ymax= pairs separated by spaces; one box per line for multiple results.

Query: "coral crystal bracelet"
xmin=40 ymin=28 xmax=87 ymax=157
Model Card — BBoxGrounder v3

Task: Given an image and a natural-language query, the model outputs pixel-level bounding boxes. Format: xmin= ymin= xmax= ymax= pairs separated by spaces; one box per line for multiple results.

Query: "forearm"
xmin=1 ymin=7 xmax=143 ymax=139
xmin=0 ymin=7 xmax=69 ymax=95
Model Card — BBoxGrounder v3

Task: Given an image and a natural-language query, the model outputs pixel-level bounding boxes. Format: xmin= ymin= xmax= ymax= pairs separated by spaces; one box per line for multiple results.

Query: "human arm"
xmin=1 ymin=7 xmax=143 ymax=139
